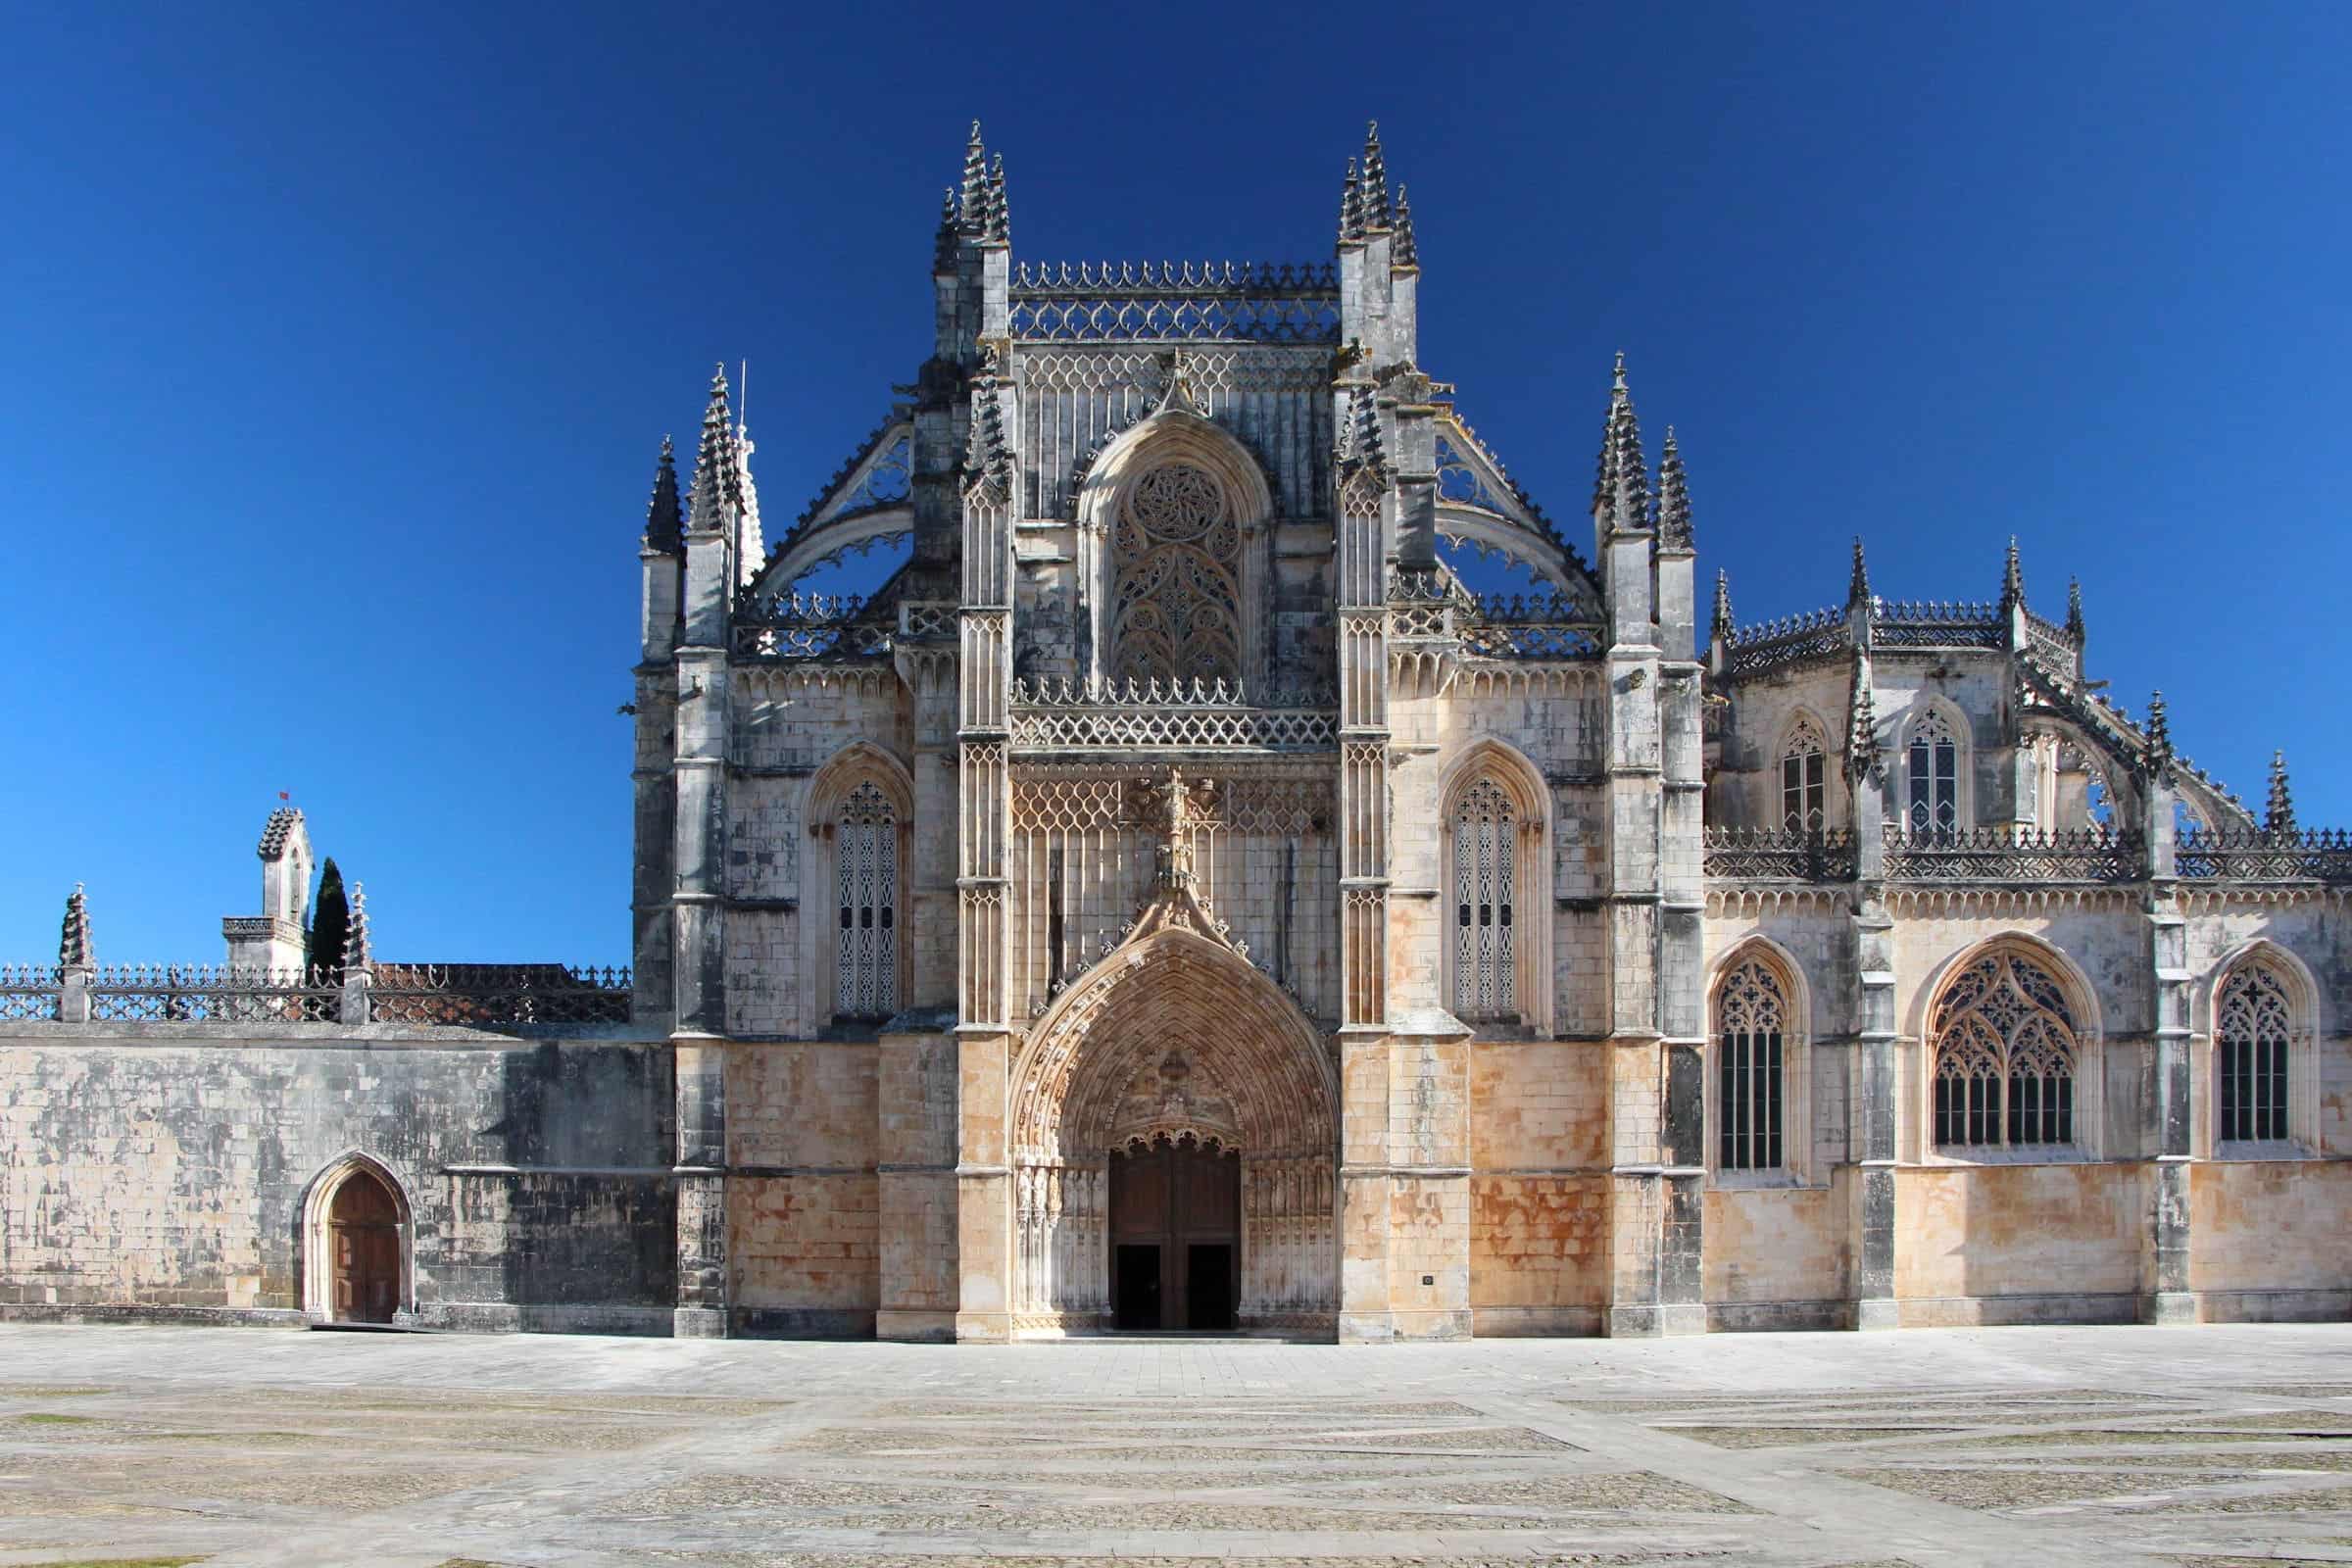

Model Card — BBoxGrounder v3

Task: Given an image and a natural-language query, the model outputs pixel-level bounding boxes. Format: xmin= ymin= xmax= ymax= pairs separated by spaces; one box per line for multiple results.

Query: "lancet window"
xmin=1714 ymin=958 xmax=1788 ymax=1170
xmin=1780 ymin=719 xmax=1827 ymax=833
xmin=1931 ymin=947 xmax=2079 ymax=1150
xmin=2216 ymin=961 xmax=2292 ymax=1143
xmin=1107 ymin=462 xmax=1243 ymax=685
xmin=1906 ymin=710 xmax=1961 ymax=838
xmin=834 ymin=781 xmax=899 ymax=1019
xmin=1451 ymin=777 xmax=1518 ymax=1021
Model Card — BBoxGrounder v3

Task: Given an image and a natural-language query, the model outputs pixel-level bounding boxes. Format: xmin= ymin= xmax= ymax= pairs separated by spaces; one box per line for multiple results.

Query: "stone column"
xmin=1849 ymin=891 xmax=1901 ymax=1330
xmin=672 ymin=1042 xmax=728 ymax=1338
xmin=2143 ymin=771 xmax=2197 ymax=1322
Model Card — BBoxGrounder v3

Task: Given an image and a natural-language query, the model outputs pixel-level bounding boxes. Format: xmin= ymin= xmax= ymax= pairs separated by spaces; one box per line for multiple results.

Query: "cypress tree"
xmin=308 ymin=858 xmax=350 ymax=984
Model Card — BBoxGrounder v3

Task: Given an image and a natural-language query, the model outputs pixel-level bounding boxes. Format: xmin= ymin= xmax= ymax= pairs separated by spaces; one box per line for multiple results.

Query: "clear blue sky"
xmin=6 ymin=3 xmax=2346 ymax=963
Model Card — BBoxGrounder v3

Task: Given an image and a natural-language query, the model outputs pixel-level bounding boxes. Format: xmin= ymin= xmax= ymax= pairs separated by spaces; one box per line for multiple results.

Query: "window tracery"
xmin=1780 ymin=718 xmax=1827 ymax=833
xmin=1906 ymin=709 xmax=1961 ymax=838
xmin=1715 ymin=958 xmax=1787 ymax=1170
xmin=1108 ymin=462 xmax=1243 ymax=685
xmin=2217 ymin=962 xmax=2292 ymax=1143
xmin=1451 ymin=777 xmax=1517 ymax=1020
xmin=1931 ymin=948 xmax=2079 ymax=1150
xmin=835 ymin=780 xmax=899 ymax=1019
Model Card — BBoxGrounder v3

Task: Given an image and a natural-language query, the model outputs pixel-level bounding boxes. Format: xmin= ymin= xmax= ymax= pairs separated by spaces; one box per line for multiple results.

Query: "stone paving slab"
xmin=0 ymin=1323 xmax=2348 ymax=1565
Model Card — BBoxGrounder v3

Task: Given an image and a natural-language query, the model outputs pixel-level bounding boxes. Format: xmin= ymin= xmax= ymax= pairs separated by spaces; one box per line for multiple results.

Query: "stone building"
xmin=2 ymin=124 xmax=2345 ymax=1342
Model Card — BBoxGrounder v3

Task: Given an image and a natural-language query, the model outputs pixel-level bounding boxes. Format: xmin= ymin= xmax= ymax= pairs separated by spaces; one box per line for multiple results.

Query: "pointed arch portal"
xmin=1006 ymin=921 xmax=1339 ymax=1335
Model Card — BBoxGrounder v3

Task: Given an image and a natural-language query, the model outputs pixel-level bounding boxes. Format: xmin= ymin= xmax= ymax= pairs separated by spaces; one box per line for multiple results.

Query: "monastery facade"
xmin=2 ymin=125 xmax=2345 ymax=1341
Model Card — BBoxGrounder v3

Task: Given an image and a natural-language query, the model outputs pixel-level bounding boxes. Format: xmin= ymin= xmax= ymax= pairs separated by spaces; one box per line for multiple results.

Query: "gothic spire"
xmin=2266 ymin=752 xmax=2296 ymax=837
xmin=1338 ymin=157 xmax=1365 ymax=242
xmin=1391 ymin=185 xmax=1418 ymax=270
xmin=685 ymin=365 xmax=738 ymax=539
xmin=1359 ymin=122 xmax=1392 ymax=229
xmin=2065 ymin=576 xmax=2085 ymax=643
xmin=1654 ymin=425 xmax=1692 ymax=549
xmin=345 ymin=882 xmax=371 ymax=970
xmin=58 ymin=885 xmax=92 ymax=969
xmin=2000 ymin=535 xmax=2026 ymax=611
xmin=1591 ymin=352 xmax=1650 ymax=534
xmin=643 ymin=434 xmax=682 ymax=555
xmin=733 ymin=406 xmax=765 ymax=586
xmin=1847 ymin=536 xmax=1873 ymax=609
xmin=983 ymin=152 xmax=1009 ymax=245
xmin=957 ymin=121 xmax=988 ymax=231
xmin=1711 ymin=569 xmax=1735 ymax=643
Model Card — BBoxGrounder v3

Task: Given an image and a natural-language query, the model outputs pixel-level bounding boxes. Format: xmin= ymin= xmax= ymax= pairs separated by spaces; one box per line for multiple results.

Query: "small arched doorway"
xmin=324 ymin=1168 xmax=402 ymax=1324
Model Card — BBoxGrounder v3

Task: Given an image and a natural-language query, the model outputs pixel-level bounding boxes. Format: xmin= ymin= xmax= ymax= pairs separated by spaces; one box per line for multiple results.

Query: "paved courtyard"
xmin=0 ymin=1324 xmax=2349 ymax=1567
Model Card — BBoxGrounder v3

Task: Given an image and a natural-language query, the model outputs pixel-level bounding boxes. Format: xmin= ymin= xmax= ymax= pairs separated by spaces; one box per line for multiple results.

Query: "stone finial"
xmin=958 ymin=121 xmax=989 ymax=230
xmin=1591 ymin=352 xmax=1650 ymax=534
xmin=983 ymin=152 xmax=1009 ymax=245
xmin=1359 ymin=122 xmax=1392 ymax=229
xmin=1846 ymin=657 xmax=1883 ymax=783
xmin=964 ymin=348 xmax=1012 ymax=492
xmin=1391 ymin=185 xmax=1418 ymax=270
xmin=1338 ymin=157 xmax=1365 ymax=242
xmin=345 ymin=882 xmax=372 ymax=970
xmin=2266 ymin=751 xmax=2296 ymax=837
xmin=1654 ymin=425 xmax=1692 ymax=549
xmin=1711 ymin=569 xmax=1735 ymax=642
xmin=685 ymin=365 xmax=737 ymax=539
xmin=2065 ymin=576 xmax=2085 ymax=643
xmin=1847 ymin=537 xmax=1873 ymax=610
xmin=59 ymin=885 xmax=92 ymax=970
xmin=733 ymin=411 xmax=765 ymax=586
xmin=643 ymin=434 xmax=682 ymax=555
xmin=2000 ymin=535 xmax=2026 ymax=611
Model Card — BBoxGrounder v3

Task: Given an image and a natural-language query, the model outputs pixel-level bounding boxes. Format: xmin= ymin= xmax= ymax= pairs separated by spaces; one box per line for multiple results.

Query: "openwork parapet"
xmin=88 ymin=964 xmax=342 ymax=1022
xmin=368 ymin=964 xmax=633 ymax=1026
xmin=1008 ymin=261 xmax=1342 ymax=343
xmin=1008 ymin=677 xmax=1337 ymax=751
xmin=1884 ymin=827 xmax=2143 ymax=884
xmin=2178 ymin=828 xmax=2352 ymax=884
xmin=1383 ymin=580 xmax=1603 ymax=661
xmin=732 ymin=591 xmax=895 ymax=661
xmin=0 ymin=963 xmax=60 ymax=1021
xmin=1703 ymin=828 xmax=1858 ymax=882
xmin=1727 ymin=609 xmax=1849 ymax=674
xmin=1870 ymin=600 xmax=2005 ymax=650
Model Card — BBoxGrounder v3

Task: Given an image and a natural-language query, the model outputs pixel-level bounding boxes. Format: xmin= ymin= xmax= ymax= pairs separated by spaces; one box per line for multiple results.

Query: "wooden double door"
xmin=1109 ymin=1139 xmax=1239 ymax=1331
xmin=327 ymin=1170 xmax=402 ymax=1324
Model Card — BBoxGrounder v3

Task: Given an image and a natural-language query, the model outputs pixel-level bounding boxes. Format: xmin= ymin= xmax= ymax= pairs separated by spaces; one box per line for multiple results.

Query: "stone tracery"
xmin=1108 ymin=462 xmax=1244 ymax=685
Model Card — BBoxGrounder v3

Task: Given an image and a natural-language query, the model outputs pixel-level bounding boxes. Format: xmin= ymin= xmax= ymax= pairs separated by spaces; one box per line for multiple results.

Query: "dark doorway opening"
xmin=1186 ymin=1243 xmax=1234 ymax=1331
xmin=1107 ymin=1136 xmax=1241 ymax=1330
xmin=327 ymin=1169 xmax=401 ymax=1324
xmin=1114 ymin=1244 xmax=1161 ymax=1329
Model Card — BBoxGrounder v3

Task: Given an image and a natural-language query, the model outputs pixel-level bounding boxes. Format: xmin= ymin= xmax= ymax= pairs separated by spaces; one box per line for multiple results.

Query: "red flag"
xmin=279 ymin=791 xmax=290 ymax=801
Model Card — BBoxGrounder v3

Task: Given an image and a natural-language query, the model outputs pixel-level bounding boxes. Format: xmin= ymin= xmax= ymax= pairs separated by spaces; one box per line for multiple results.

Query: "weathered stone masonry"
xmin=2 ymin=123 xmax=2346 ymax=1341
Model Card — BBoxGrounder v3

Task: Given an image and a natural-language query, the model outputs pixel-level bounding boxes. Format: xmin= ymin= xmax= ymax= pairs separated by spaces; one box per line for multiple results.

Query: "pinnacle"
xmin=2000 ymin=535 xmax=2026 ymax=610
xmin=934 ymin=185 xmax=959 ymax=270
xmin=983 ymin=152 xmax=1009 ymax=244
xmin=1360 ymin=121 xmax=1391 ymax=229
xmin=59 ymin=884 xmax=92 ymax=970
xmin=965 ymin=352 xmax=1012 ymax=490
xmin=686 ymin=365 xmax=739 ymax=538
xmin=1591 ymin=353 xmax=1649 ymax=533
xmin=1711 ymin=569 xmax=1735 ymax=639
xmin=1338 ymin=157 xmax=1366 ymax=242
xmin=1392 ymin=185 xmax=1418 ymax=270
xmin=1847 ymin=658 xmax=1883 ymax=781
xmin=733 ymin=408 xmax=765 ymax=586
xmin=643 ymin=434 xmax=682 ymax=555
xmin=2267 ymin=751 xmax=2296 ymax=837
xmin=2145 ymin=690 xmax=2172 ymax=757
xmin=2066 ymin=576 xmax=2085 ymax=642
xmin=1655 ymin=425 xmax=1692 ymax=549
xmin=959 ymin=121 xmax=988 ymax=229
xmin=346 ymin=882 xmax=372 ymax=970
xmin=1848 ymin=536 xmax=1872 ymax=609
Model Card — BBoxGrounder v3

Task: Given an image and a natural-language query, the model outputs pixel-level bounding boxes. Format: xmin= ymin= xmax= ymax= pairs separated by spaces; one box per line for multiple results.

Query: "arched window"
xmin=1451 ymin=777 xmax=1517 ymax=1020
xmin=1906 ymin=709 xmax=1962 ymax=838
xmin=2217 ymin=962 xmax=2292 ymax=1143
xmin=1780 ymin=718 xmax=1827 ymax=833
xmin=1715 ymin=958 xmax=1787 ymax=1170
xmin=834 ymin=780 xmax=899 ymax=1020
xmin=1931 ymin=948 xmax=2080 ymax=1150
xmin=1108 ymin=462 xmax=1243 ymax=685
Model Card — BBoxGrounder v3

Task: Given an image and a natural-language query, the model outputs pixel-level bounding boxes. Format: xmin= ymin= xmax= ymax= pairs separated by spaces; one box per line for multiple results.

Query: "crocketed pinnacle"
xmin=2267 ymin=752 xmax=2296 ymax=837
xmin=345 ymin=882 xmax=371 ymax=970
xmin=958 ymin=121 xmax=988 ymax=230
xmin=1654 ymin=425 xmax=1692 ymax=549
xmin=933 ymin=186 xmax=958 ymax=270
xmin=686 ymin=366 xmax=738 ymax=538
xmin=1847 ymin=536 xmax=1873 ymax=609
xmin=1338 ymin=157 xmax=1365 ymax=242
xmin=1711 ymin=569 xmax=1735 ymax=641
xmin=733 ymin=411 xmax=765 ymax=586
xmin=1391 ymin=186 xmax=1418 ymax=270
xmin=1338 ymin=383 xmax=1388 ymax=478
xmin=2000 ymin=536 xmax=2026 ymax=611
xmin=643 ymin=434 xmax=682 ymax=555
xmin=2145 ymin=690 xmax=2173 ymax=762
xmin=1846 ymin=656 xmax=1882 ymax=782
xmin=1359 ymin=122 xmax=1392 ymax=229
xmin=2065 ymin=577 xmax=2085 ymax=643
xmin=59 ymin=884 xmax=92 ymax=970
xmin=1591 ymin=352 xmax=1650 ymax=533
xmin=964 ymin=350 xmax=1012 ymax=492
xmin=982 ymin=153 xmax=1009 ymax=245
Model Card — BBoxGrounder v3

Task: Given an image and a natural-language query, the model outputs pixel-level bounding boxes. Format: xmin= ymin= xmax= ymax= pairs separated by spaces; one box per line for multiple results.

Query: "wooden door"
xmin=1108 ymin=1139 xmax=1239 ymax=1330
xmin=327 ymin=1170 xmax=401 ymax=1324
